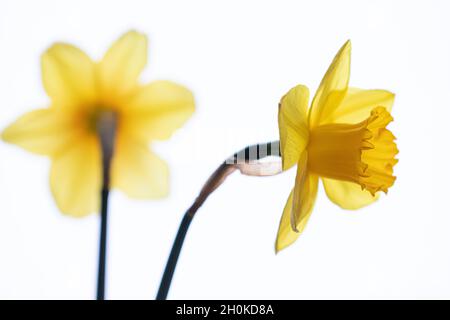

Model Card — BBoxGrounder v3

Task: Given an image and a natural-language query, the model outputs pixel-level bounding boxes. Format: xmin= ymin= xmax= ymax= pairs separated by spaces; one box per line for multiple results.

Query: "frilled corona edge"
xmin=308 ymin=106 xmax=398 ymax=195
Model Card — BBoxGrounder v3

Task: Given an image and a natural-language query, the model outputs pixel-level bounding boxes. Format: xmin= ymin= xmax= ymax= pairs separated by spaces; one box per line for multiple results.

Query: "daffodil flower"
xmin=2 ymin=31 xmax=195 ymax=217
xmin=276 ymin=41 xmax=398 ymax=252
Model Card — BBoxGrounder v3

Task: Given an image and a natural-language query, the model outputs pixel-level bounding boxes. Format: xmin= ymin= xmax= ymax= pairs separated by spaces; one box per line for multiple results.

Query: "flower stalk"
xmin=156 ymin=141 xmax=281 ymax=300
xmin=96 ymin=111 xmax=117 ymax=300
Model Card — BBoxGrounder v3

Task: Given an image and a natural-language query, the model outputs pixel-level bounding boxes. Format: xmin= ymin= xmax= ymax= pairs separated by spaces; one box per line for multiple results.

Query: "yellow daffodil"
xmin=276 ymin=40 xmax=398 ymax=252
xmin=1 ymin=31 xmax=195 ymax=217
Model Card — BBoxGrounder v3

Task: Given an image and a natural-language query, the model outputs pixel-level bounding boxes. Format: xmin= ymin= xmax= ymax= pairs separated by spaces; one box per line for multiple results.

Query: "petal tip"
xmin=120 ymin=29 xmax=148 ymax=44
xmin=275 ymin=237 xmax=294 ymax=254
xmin=274 ymin=240 xmax=285 ymax=254
xmin=1 ymin=122 xmax=19 ymax=144
xmin=1 ymin=127 xmax=9 ymax=142
xmin=389 ymin=91 xmax=396 ymax=103
xmin=343 ymin=39 xmax=352 ymax=51
xmin=339 ymin=40 xmax=352 ymax=57
xmin=41 ymin=42 xmax=73 ymax=61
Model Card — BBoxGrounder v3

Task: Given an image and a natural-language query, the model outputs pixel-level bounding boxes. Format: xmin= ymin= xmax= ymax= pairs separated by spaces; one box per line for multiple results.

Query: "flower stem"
xmin=96 ymin=111 xmax=117 ymax=300
xmin=154 ymin=204 xmax=194 ymax=300
xmin=156 ymin=141 xmax=281 ymax=300
xmin=97 ymin=187 xmax=109 ymax=300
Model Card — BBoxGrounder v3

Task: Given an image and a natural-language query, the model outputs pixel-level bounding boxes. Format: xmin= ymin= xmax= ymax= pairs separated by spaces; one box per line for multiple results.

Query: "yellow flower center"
xmin=308 ymin=107 xmax=398 ymax=195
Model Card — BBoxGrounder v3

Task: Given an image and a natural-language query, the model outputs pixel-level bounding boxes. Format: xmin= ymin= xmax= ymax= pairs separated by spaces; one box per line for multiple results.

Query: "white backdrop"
xmin=0 ymin=0 xmax=449 ymax=299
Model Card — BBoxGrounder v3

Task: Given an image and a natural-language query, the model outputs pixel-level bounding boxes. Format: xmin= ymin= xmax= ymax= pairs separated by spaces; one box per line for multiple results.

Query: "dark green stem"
xmin=155 ymin=201 xmax=196 ymax=300
xmin=97 ymin=187 xmax=109 ymax=300
xmin=156 ymin=141 xmax=281 ymax=300
xmin=96 ymin=111 xmax=117 ymax=300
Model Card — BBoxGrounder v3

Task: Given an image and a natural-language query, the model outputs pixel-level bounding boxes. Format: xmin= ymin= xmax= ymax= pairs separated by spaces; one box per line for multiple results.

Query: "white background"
xmin=0 ymin=0 xmax=449 ymax=299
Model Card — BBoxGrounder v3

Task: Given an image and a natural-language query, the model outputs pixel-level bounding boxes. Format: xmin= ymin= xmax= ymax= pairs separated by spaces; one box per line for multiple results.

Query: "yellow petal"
xmin=1 ymin=108 xmax=82 ymax=156
xmin=275 ymin=189 xmax=299 ymax=253
xmin=309 ymin=40 xmax=351 ymax=128
xmin=112 ymin=134 xmax=169 ymax=199
xmin=41 ymin=43 xmax=96 ymax=108
xmin=50 ymin=136 xmax=101 ymax=217
xmin=278 ymin=85 xmax=310 ymax=171
xmin=98 ymin=30 xmax=147 ymax=100
xmin=320 ymin=88 xmax=395 ymax=125
xmin=121 ymin=80 xmax=195 ymax=141
xmin=322 ymin=178 xmax=379 ymax=210
xmin=292 ymin=152 xmax=319 ymax=232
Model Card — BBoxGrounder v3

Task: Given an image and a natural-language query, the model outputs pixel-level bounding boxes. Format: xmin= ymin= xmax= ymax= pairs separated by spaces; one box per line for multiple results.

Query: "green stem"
xmin=96 ymin=111 xmax=117 ymax=300
xmin=156 ymin=141 xmax=281 ymax=300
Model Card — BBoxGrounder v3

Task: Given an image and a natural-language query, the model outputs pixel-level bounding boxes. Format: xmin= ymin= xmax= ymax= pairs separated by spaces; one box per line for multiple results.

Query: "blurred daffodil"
xmin=2 ymin=31 xmax=195 ymax=217
xmin=276 ymin=41 xmax=398 ymax=252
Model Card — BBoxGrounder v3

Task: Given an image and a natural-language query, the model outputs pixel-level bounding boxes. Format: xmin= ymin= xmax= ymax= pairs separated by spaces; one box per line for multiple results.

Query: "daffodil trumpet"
xmin=156 ymin=141 xmax=282 ymax=300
